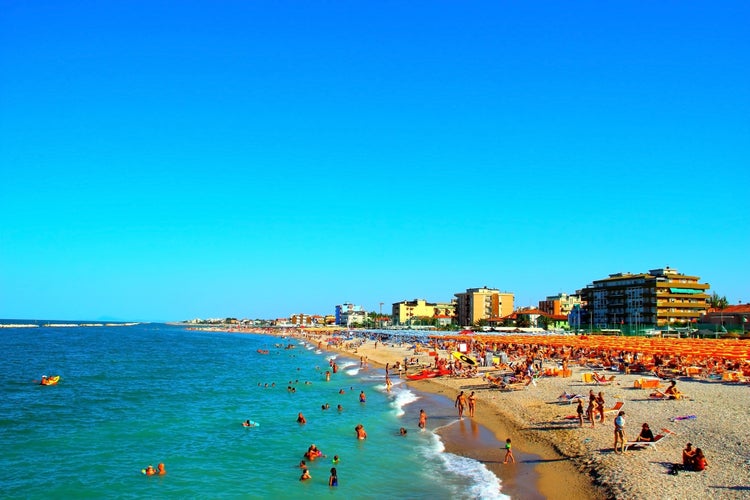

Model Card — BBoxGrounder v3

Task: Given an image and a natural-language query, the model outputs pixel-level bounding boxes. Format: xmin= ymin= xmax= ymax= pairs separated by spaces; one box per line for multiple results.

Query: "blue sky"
xmin=1 ymin=1 xmax=748 ymax=321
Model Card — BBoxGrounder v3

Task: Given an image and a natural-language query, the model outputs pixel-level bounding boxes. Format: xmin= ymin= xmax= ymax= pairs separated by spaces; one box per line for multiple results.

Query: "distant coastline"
xmin=0 ymin=319 xmax=141 ymax=328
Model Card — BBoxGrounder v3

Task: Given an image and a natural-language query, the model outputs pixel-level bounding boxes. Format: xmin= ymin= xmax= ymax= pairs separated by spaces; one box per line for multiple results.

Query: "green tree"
xmin=709 ymin=292 xmax=729 ymax=310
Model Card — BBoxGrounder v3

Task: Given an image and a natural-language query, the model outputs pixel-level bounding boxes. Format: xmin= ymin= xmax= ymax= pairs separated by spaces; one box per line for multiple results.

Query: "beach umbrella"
xmin=451 ymin=351 xmax=477 ymax=366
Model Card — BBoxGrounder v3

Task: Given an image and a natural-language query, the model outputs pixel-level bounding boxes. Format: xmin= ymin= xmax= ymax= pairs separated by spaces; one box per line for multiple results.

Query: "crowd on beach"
xmin=231 ymin=327 xmax=749 ymax=498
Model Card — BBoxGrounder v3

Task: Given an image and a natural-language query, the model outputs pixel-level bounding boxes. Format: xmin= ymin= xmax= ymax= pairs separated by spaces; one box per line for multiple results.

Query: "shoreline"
xmin=325 ymin=337 xmax=606 ymax=500
xmin=267 ymin=329 xmax=750 ymax=500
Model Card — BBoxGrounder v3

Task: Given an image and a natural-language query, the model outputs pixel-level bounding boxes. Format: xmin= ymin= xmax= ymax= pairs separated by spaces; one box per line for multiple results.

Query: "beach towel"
xmin=669 ymin=415 xmax=697 ymax=422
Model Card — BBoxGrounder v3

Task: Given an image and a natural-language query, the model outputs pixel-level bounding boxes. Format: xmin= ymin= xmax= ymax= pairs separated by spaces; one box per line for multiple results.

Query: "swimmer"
xmin=355 ymin=424 xmax=367 ymax=440
xmin=157 ymin=463 xmax=166 ymax=475
xmin=332 ymin=455 xmax=340 ymax=464
xmin=359 ymin=390 xmax=366 ymax=403
xmin=297 ymin=413 xmax=306 ymax=424
xmin=299 ymin=460 xmax=307 ymax=469
xmin=300 ymin=468 xmax=311 ymax=481
xmin=144 ymin=464 xmax=156 ymax=476
xmin=399 ymin=427 xmax=408 ymax=436
xmin=337 ymin=404 xmax=343 ymax=411
xmin=329 ymin=467 xmax=338 ymax=487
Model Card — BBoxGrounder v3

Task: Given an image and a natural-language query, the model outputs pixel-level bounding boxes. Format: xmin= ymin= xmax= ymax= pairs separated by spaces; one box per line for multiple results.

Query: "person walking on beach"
xmin=614 ymin=411 xmax=626 ymax=454
xmin=467 ymin=391 xmax=477 ymax=417
xmin=576 ymin=399 xmax=584 ymax=427
xmin=503 ymin=438 xmax=515 ymax=464
xmin=455 ymin=391 xmax=467 ymax=419
xmin=418 ymin=409 xmax=427 ymax=429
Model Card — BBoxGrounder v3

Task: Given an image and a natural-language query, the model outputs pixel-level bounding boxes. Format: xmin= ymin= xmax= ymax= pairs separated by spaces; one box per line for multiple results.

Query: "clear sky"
xmin=1 ymin=1 xmax=748 ymax=322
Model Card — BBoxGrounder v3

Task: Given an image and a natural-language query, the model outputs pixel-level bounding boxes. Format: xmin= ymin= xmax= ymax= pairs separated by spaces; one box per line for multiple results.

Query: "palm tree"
xmin=709 ymin=292 xmax=729 ymax=310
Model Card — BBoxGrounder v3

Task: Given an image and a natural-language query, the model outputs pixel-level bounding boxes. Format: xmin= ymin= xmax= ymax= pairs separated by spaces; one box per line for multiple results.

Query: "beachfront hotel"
xmin=454 ymin=286 xmax=514 ymax=327
xmin=335 ymin=303 xmax=367 ymax=326
xmin=578 ymin=267 xmax=710 ymax=328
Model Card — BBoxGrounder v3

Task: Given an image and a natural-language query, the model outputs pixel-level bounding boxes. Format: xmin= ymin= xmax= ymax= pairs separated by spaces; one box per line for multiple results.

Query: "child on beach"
xmin=503 ymin=438 xmax=515 ymax=464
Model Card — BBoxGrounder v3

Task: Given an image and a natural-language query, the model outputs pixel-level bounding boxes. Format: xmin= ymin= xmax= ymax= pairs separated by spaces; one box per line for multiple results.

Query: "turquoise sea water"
xmin=0 ymin=323 xmax=508 ymax=499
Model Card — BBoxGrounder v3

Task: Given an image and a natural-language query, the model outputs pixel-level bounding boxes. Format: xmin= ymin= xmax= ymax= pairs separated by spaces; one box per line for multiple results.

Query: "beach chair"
xmin=625 ymin=428 xmax=674 ymax=450
xmin=603 ymin=401 xmax=625 ymax=415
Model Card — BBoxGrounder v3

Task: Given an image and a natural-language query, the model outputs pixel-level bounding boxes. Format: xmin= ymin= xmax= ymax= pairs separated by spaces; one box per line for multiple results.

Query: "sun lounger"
xmin=602 ymin=401 xmax=625 ymax=414
xmin=625 ymin=428 xmax=674 ymax=450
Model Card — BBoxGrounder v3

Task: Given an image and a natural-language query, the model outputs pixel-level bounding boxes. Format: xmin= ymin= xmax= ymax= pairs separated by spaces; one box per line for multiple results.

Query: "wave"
xmin=419 ymin=430 xmax=508 ymax=500
xmin=335 ymin=360 xmax=357 ymax=371
xmin=388 ymin=386 xmax=420 ymax=417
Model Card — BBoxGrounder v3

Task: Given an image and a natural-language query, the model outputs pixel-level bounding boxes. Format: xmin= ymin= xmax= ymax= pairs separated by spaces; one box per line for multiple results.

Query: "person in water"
xmin=355 ymin=424 xmax=367 ymax=440
xmin=332 ymin=455 xmax=340 ymax=464
xmin=144 ymin=465 xmax=156 ymax=476
xmin=399 ymin=427 xmax=408 ymax=436
xmin=297 ymin=413 xmax=306 ymax=424
xmin=359 ymin=390 xmax=366 ymax=403
xmin=157 ymin=463 xmax=166 ymax=475
xmin=418 ymin=409 xmax=427 ymax=429
xmin=328 ymin=467 xmax=338 ymax=487
xmin=300 ymin=468 xmax=311 ymax=481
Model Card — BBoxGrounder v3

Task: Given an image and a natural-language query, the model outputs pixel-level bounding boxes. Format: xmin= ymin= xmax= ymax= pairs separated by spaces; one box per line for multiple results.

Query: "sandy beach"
xmin=292 ymin=331 xmax=750 ymax=500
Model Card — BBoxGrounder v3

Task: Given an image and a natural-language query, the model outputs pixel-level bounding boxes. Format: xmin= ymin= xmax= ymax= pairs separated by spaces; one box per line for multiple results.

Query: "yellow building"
xmin=454 ymin=287 xmax=514 ymax=327
xmin=392 ymin=299 xmax=455 ymax=326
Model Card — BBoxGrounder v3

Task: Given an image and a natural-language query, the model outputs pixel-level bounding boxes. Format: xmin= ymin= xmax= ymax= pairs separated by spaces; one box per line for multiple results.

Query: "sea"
xmin=0 ymin=321 xmax=509 ymax=499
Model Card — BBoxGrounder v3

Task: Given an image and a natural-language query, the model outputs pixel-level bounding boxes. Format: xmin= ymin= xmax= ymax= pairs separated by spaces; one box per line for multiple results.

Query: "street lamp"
xmin=379 ymin=302 xmax=384 ymax=330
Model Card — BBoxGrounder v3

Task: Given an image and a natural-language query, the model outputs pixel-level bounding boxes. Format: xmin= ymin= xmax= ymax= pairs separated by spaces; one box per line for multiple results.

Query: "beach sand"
xmin=309 ymin=334 xmax=750 ymax=500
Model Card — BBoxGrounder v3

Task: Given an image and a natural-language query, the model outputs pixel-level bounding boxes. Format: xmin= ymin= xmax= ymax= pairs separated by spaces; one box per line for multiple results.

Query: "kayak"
xmin=407 ymin=368 xmax=451 ymax=381
xmin=40 ymin=376 xmax=60 ymax=386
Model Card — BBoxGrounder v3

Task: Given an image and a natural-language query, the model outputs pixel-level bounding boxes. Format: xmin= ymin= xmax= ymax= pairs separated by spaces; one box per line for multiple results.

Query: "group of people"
xmin=578 ymin=390 xmax=608 ymax=428
xmin=454 ymin=391 xmax=477 ymax=418
xmin=682 ymin=443 xmax=708 ymax=472
xmin=143 ymin=463 xmax=166 ymax=476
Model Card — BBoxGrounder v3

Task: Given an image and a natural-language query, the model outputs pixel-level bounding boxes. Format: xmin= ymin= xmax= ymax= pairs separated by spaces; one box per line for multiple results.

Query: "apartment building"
xmin=454 ymin=286 xmax=514 ymax=327
xmin=335 ymin=303 xmax=367 ymax=326
xmin=392 ymin=299 xmax=456 ymax=326
xmin=579 ymin=267 xmax=710 ymax=327
xmin=539 ymin=293 xmax=581 ymax=317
